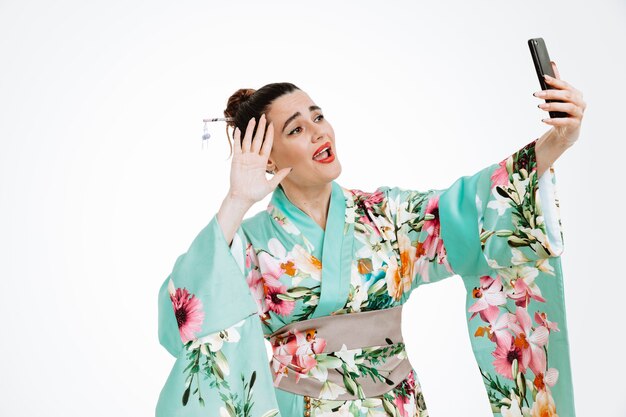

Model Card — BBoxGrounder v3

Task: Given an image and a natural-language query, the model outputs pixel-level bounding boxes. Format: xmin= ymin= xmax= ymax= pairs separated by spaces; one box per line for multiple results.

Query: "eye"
xmin=288 ymin=127 xmax=302 ymax=136
xmin=287 ymin=114 xmax=325 ymax=136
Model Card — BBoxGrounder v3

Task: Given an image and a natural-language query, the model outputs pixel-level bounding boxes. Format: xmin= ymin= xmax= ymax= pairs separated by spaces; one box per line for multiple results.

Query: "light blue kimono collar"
xmin=269 ymin=180 xmax=354 ymax=317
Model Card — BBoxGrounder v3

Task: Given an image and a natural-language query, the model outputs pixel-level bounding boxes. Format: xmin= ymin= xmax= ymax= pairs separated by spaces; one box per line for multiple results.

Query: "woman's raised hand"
xmin=228 ymin=113 xmax=292 ymax=206
xmin=534 ymin=60 xmax=585 ymax=148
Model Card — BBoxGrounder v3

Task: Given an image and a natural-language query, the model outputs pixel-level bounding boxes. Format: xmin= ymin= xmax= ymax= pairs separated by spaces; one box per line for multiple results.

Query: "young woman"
xmin=157 ymin=68 xmax=585 ymax=417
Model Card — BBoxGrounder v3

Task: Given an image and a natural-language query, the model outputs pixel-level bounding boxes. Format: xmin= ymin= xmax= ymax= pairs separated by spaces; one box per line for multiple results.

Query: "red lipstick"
xmin=312 ymin=141 xmax=335 ymax=163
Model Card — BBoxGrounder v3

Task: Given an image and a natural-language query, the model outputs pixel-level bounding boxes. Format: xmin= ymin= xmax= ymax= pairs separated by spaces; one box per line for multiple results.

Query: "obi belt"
xmin=268 ymin=305 xmax=412 ymax=401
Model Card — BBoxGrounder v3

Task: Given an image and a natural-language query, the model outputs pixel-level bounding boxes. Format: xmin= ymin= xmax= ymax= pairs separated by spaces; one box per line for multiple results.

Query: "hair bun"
xmin=224 ymin=88 xmax=256 ymax=128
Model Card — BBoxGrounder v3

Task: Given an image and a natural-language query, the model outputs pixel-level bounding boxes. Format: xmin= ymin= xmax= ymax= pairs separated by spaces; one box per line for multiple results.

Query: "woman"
xmin=157 ymin=65 xmax=585 ymax=417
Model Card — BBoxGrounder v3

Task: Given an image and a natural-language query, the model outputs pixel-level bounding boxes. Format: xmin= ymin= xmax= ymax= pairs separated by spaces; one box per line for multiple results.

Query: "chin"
xmin=322 ymin=161 xmax=342 ymax=184
xmin=298 ymin=158 xmax=342 ymax=186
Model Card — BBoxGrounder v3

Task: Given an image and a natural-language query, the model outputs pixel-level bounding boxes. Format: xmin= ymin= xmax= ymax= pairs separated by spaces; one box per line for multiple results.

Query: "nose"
xmin=311 ymin=125 xmax=327 ymax=143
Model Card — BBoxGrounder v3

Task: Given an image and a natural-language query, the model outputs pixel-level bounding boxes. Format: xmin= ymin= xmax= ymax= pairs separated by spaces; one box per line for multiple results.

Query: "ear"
xmin=266 ymin=158 xmax=276 ymax=174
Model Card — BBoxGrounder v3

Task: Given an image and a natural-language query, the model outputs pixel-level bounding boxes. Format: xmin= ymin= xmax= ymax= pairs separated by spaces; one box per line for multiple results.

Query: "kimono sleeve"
xmin=437 ymin=138 xmax=576 ymax=417
xmin=386 ymin=138 xmax=576 ymax=416
xmin=156 ymin=214 xmax=281 ymax=417
xmin=438 ymin=137 xmax=564 ymax=276
xmin=383 ymin=137 xmax=564 ymax=288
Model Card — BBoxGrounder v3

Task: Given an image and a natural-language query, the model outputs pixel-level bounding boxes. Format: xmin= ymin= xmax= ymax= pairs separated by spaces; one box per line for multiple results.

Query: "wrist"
xmin=224 ymin=190 xmax=255 ymax=211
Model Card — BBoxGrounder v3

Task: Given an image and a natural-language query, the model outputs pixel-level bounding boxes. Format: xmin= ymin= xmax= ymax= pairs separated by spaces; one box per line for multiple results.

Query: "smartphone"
xmin=528 ymin=37 xmax=568 ymax=118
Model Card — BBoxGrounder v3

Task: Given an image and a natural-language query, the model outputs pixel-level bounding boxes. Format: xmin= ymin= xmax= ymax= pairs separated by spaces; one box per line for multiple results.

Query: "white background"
xmin=1 ymin=1 xmax=623 ymax=416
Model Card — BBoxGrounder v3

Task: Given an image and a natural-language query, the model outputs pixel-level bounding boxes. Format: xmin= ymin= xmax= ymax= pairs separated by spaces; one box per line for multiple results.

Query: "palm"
xmin=230 ymin=150 xmax=273 ymax=202
xmin=229 ymin=115 xmax=291 ymax=205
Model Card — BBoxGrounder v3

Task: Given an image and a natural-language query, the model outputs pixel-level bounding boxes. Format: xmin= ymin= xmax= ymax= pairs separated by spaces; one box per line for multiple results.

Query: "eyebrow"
xmin=282 ymin=105 xmax=322 ymax=134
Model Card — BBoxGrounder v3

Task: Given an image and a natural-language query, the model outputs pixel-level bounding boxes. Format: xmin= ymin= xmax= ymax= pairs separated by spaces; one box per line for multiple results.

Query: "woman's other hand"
xmin=229 ymin=113 xmax=292 ymax=206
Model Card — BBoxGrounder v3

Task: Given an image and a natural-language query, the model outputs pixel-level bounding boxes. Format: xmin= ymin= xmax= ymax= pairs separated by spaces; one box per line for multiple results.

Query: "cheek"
xmin=275 ymin=144 xmax=311 ymax=167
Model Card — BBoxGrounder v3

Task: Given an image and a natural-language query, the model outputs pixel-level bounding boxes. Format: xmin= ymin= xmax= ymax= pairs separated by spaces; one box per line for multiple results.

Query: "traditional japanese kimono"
xmin=156 ymin=138 xmax=576 ymax=417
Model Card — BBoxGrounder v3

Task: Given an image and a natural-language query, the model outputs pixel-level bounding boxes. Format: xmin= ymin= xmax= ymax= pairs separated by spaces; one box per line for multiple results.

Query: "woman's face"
xmin=265 ymin=89 xmax=341 ymax=188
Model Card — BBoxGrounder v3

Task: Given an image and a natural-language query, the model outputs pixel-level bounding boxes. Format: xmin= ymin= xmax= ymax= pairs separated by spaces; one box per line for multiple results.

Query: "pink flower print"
xmin=508 ymin=307 xmax=549 ymax=376
xmin=265 ymin=284 xmax=296 ymax=317
xmin=292 ymin=330 xmax=326 ymax=379
xmin=351 ymin=189 xmax=389 ymax=239
xmin=270 ymin=328 xmax=326 ymax=385
xmin=352 ymin=189 xmax=385 ymax=210
xmin=405 ymin=369 xmax=416 ymax=392
xmin=258 ymin=251 xmax=285 ymax=288
xmin=492 ymin=332 xmax=527 ymax=380
xmin=393 ymin=393 xmax=412 ymax=417
xmin=477 ymin=307 xmax=513 ymax=349
xmin=363 ymin=190 xmax=384 ymax=209
xmin=421 ymin=195 xmax=453 ymax=274
xmin=246 ymin=269 xmax=268 ymax=315
xmin=533 ymin=367 xmax=559 ymax=392
xmin=508 ymin=276 xmax=547 ymax=308
xmin=245 ymin=242 xmax=257 ymax=270
xmin=500 ymin=266 xmax=547 ymax=308
xmin=250 ymin=251 xmax=297 ymax=317
xmin=358 ymin=214 xmax=379 ymax=236
xmin=244 ymin=246 xmax=275 ymax=319
xmin=413 ymin=251 xmax=432 ymax=283
xmin=168 ymin=283 xmax=205 ymax=344
xmin=468 ymin=275 xmax=507 ymax=321
xmin=491 ymin=160 xmax=510 ymax=190
xmin=393 ymin=370 xmax=418 ymax=417
xmin=534 ymin=311 xmax=560 ymax=333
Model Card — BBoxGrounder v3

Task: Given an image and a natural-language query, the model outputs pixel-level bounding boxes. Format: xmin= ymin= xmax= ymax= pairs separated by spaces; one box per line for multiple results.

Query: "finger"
xmin=538 ymin=101 xmax=583 ymax=118
xmin=269 ymin=167 xmax=293 ymax=189
xmin=251 ymin=113 xmax=266 ymax=154
xmin=535 ymin=88 xmax=575 ymax=103
xmin=550 ymin=61 xmax=561 ymax=80
xmin=233 ymin=127 xmax=242 ymax=154
xmin=544 ymin=73 xmax=570 ymax=89
xmin=541 ymin=116 xmax=579 ymax=127
xmin=260 ymin=121 xmax=274 ymax=156
xmin=242 ymin=117 xmax=255 ymax=153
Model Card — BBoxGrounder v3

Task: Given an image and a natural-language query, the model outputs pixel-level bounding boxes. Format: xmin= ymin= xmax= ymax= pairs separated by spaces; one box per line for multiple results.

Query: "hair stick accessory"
xmin=201 ymin=116 xmax=234 ymax=149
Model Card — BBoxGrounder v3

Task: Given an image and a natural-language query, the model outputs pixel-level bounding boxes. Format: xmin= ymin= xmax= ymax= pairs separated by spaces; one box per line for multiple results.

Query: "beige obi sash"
xmin=268 ymin=305 xmax=413 ymax=401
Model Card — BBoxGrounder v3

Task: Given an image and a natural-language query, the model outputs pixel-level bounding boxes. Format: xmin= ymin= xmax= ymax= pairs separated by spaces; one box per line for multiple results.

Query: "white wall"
xmin=0 ymin=0 xmax=623 ymax=416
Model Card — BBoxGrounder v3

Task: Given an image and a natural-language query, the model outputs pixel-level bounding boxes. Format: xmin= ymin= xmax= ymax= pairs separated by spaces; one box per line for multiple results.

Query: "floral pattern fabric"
xmin=157 ymin=138 xmax=575 ymax=417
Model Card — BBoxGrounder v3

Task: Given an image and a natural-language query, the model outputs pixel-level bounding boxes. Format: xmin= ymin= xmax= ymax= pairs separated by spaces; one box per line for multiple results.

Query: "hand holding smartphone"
xmin=528 ymin=37 xmax=568 ymax=118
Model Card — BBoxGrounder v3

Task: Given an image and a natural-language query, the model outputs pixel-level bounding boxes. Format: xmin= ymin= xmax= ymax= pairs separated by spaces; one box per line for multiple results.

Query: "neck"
xmin=279 ymin=180 xmax=333 ymax=231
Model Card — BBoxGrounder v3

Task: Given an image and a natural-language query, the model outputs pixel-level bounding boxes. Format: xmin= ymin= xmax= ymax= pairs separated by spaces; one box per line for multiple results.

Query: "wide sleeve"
xmin=386 ymin=138 xmax=576 ymax=416
xmin=438 ymin=137 xmax=564 ymax=276
xmin=443 ymin=138 xmax=575 ymax=417
xmin=382 ymin=137 xmax=565 ymax=287
xmin=156 ymin=214 xmax=281 ymax=417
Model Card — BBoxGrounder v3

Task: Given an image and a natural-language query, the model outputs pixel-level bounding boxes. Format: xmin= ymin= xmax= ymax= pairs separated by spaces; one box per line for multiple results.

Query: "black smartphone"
xmin=528 ymin=37 xmax=568 ymax=118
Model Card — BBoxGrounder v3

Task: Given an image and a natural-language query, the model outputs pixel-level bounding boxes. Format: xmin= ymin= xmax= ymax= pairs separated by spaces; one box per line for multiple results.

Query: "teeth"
xmin=314 ymin=147 xmax=329 ymax=158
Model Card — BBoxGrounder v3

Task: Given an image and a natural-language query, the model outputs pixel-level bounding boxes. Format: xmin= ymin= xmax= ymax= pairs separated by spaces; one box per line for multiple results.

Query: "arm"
xmin=217 ymin=192 xmax=255 ymax=247
xmin=535 ymin=127 xmax=573 ymax=179
xmin=156 ymin=215 xmax=281 ymax=417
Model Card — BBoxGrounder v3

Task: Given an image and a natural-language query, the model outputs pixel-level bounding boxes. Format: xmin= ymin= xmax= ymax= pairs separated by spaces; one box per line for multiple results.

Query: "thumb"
xmin=269 ymin=167 xmax=292 ymax=189
xmin=550 ymin=60 xmax=560 ymax=80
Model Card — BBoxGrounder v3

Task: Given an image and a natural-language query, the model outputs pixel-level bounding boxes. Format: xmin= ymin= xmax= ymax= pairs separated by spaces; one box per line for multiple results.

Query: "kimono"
xmin=156 ymin=137 xmax=576 ymax=417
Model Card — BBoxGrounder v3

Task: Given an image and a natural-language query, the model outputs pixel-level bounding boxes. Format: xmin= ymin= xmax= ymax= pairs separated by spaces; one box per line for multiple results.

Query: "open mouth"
xmin=313 ymin=148 xmax=333 ymax=161
xmin=312 ymin=142 xmax=333 ymax=162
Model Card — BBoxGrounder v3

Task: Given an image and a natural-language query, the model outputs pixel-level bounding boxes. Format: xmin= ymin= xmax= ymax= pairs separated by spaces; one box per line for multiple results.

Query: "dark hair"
xmin=223 ymin=82 xmax=301 ymax=156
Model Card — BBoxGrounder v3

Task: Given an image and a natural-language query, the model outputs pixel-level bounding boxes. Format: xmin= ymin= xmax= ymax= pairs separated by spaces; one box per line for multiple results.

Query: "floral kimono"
xmin=156 ymin=138 xmax=576 ymax=417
